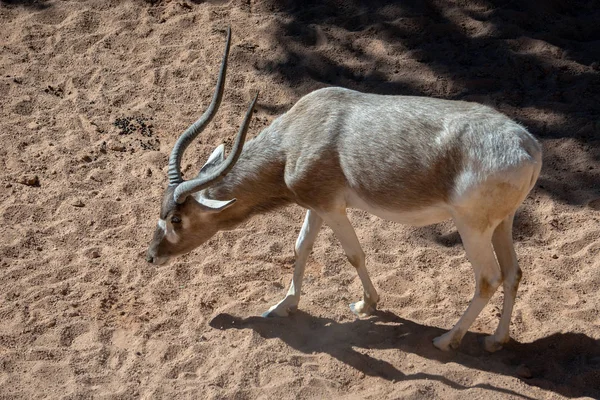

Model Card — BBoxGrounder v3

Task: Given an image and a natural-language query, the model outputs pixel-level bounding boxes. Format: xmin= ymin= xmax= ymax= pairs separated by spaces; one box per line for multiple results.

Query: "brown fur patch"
xmin=206 ymin=137 xmax=294 ymax=229
xmin=284 ymin=147 xmax=347 ymax=210
xmin=354 ymin=140 xmax=464 ymax=210
xmin=478 ymin=278 xmax=499 ymax=298
xmin=449 ymin=330 xmax=464 ymax=349
xmin=346 ymin=254 xmax=363 ymax=269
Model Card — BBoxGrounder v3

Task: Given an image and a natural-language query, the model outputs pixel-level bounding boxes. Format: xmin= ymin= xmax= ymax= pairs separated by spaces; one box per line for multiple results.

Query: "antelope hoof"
xmin=433 ymin=332 xmax=460 ymax=352
xmin=349 ymin=300 xmax=376 ymax=318
xmin=262 ymin=301 xmax=297 ymax=318
xmin=483 ymin=335 xmax=505 ymax=353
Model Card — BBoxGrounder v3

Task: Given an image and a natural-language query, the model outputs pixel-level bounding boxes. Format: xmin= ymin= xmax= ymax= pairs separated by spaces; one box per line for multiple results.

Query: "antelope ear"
xmin=200 ymin=144 xmax=225 ymax=175
xmin=195 ymin=194 xmax=236 ymax=213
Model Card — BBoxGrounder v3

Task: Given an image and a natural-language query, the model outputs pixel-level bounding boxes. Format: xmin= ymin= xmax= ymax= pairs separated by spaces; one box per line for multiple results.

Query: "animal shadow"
xmin=211 ymin=310 xmax=600 ymax=399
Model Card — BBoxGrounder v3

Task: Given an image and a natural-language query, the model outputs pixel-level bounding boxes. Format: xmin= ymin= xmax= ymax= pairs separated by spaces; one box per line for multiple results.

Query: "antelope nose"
xmin=146 ymin=252 xmax=154 ymax=264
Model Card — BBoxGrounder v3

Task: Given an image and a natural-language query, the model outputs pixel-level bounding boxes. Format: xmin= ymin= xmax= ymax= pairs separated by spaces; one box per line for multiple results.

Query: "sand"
xmin=1 ymin=0 xmax=599 ymax=398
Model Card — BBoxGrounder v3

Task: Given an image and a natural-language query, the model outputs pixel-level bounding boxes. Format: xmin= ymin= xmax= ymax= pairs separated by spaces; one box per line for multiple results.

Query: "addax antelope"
xmin=146 ymin=28 xmax=542 ymax=352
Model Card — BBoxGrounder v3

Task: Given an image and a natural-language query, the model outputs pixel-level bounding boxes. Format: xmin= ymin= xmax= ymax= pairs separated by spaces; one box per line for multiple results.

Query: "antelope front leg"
xmin=433 ymin=219 xmax=502 ymax=351
xmin=323 ymin=210 xmax=379 ymax=317
xmin=262 ymin=210 xmax=323 ymax=317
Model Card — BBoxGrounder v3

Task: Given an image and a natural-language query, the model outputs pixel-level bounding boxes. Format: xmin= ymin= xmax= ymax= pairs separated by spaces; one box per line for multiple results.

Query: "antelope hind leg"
xmin=433 ymin=219 xmax=502 ymax=351
xmin=484 ymin=213 xmax=521 ymax=352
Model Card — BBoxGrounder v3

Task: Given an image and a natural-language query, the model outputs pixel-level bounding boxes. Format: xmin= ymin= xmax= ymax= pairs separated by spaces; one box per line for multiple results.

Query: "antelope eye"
xmin=171 ymin=216 xmax=182 ymax=224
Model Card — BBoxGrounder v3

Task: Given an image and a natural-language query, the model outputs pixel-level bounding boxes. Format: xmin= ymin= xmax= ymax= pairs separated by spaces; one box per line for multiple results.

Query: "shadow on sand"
xmin=0 ymin=0 xmax=50 ymax=9
xmin=211 ymin=310 xmax=600 ymax=399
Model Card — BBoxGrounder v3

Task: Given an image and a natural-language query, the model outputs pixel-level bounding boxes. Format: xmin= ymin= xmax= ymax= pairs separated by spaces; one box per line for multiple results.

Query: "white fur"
xmin=158 ymin=218 xmax=179 ymax=244
xmin=192 ymin=192 xmax=236 ymax=212
xmin=200 ymin=144 xmax=226 ymax=175
xmin=345 ymin=190 xmax=451 ymax=227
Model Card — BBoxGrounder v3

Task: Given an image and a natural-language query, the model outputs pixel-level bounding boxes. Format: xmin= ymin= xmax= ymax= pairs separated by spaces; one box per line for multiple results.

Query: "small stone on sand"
xmin=18 ymin=175 xmax=40 ymax=187
xmin=516 ymin=364 xmax=532 ymax=379
xmin=588 ymin=198 xmax=600 ymax=210
xmin=72 ymin=199 xmax=85 ymax=207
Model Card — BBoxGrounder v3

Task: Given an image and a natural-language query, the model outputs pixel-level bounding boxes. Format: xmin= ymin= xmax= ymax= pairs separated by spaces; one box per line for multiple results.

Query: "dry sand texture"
xmin=1 ymin=0 xmax=600 ymax=398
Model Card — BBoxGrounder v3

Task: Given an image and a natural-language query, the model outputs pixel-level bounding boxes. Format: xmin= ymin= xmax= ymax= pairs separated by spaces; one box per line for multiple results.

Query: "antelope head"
xmin=146 ymin=28 xmax=258 ymax=265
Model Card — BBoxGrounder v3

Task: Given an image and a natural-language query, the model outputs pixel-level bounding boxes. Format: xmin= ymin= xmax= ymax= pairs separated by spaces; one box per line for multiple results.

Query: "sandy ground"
xmin=1 ymin=0 xmax=600 ymax=398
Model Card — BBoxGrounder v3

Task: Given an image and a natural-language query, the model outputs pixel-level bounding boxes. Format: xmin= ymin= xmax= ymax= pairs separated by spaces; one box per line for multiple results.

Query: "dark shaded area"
xmin=0 ymin=0 xmax=49 ymax=9
xmin=432 ymin=228 xmax=462 ymax=247
xmin=211 ymin=311 xmax=600 ymax=399
xmin=422 ymin=205 xmax=544 ymax=247
xmin=259 ymin=0 xmax=600 ymax=132
xmin=250 ymin=0 xmax=600 ymax=204
xmin=143 ymin=0 xmax=228 ymax=5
